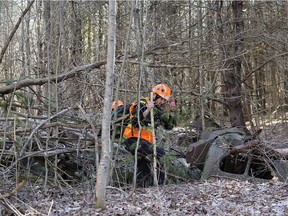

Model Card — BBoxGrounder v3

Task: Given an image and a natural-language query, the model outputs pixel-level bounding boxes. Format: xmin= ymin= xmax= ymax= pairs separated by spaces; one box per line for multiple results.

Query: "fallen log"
xmin=230 ymin=140 xmax=288 ymax=159
xmin=0 ymin=180 xmax=26 ymax=199
xmin=274 ymin=148 xmax=288 ymax=157
xmin=229 ymin=140 xmax=260 ymax=154
xmin=0 ymin=62 xmax=106 ymax=95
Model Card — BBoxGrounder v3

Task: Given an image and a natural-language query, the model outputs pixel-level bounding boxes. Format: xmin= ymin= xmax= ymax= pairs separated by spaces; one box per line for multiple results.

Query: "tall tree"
xmin=224 ymin=0 xmax=245 ymax=127
xmin=211 ymin=0 xmax=229 ymax=122
xmin=68 ymin=1 xmax=84 ymax=105
xmin=95 ymin=0 xmax=117 ymax=210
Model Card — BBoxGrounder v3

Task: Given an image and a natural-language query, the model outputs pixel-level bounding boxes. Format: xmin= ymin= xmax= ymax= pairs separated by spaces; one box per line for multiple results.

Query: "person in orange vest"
xmin=122 ymin=84 xmax=177 ymax=186
xmin=111 ymin=100 xmax=124 ymax=111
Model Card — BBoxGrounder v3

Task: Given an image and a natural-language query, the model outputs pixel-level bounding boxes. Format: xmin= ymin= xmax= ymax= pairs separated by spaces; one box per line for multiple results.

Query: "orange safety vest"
xmin=123 ymin=98 xmax=154 ymax=143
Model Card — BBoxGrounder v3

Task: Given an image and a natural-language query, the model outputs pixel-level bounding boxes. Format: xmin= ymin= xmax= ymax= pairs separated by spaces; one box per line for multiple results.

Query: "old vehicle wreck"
xmin=184 ymin=115 xmax=288 ymax=183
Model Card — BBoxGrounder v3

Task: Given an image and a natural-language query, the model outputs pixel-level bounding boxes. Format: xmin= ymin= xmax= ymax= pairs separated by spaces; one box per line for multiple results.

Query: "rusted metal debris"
xmin=186 ymin=115 xmax=288 ymax=182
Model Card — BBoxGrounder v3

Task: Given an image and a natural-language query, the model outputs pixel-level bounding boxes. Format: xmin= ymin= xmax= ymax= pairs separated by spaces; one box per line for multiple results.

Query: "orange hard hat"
xmin=152 ymin=84 xmax=171 ymax=100
xmin=112 ymin=100 xmax=124 ymax=110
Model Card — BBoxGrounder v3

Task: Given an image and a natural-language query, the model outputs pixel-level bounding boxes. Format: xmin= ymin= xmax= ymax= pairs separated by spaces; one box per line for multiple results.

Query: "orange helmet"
xmin=152 ymin=84 xmax=171 ymax=100
xmin=112 ymin=100 xmax=124 ymax=110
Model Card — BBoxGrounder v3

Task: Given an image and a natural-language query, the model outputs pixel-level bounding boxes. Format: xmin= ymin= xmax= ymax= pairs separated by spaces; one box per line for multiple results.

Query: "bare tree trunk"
xmin=198 ymin=1 xmax=205 ymax=130
xmin=206 ymin=2 xmax=216 ymax=113
xmin=224 ymin=1 xmax=245 ymax=127
xmin=211 ymin=0 xmax=229 ymax=120
xmin=283 ymin=4 xmax=288 ymax=109
xmin=43 ymin=0 xmax=51 ymax=98
xmin=133 ymin=0 xmax=146 ymax=87
xmin=70 ymin=1 xmax=83 ymax=65
xmin=69 ymin=1 xmax=84 ymax=105
xmin=95 ymin=0 xmax=116 ymax=210
xmin=43 ymin=0 xmax=52 ymax=194
xmin=280 ymin=1 xmax=288 ymax=111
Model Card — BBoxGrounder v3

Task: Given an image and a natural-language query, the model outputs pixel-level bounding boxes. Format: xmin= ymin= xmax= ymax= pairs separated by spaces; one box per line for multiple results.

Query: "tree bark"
xmin=224 ymin=1 xmax=245 ymax=127
xmin=69 ymin=1 xmax=84 ymax=105
xmin=95 ymin=0 xmax=116 ymax=210
xmin=211 ymin=0 xmax=229 ymax=119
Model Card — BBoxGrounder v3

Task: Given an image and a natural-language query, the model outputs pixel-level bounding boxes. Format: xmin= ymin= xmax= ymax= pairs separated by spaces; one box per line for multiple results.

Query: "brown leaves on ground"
xmin=2 ymin=179 xmax=287 ymax=215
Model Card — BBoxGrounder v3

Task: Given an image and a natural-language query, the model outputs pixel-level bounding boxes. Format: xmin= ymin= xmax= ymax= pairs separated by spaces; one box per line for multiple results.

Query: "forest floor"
xmin=1 ymin=121 xmax=288 ymax=215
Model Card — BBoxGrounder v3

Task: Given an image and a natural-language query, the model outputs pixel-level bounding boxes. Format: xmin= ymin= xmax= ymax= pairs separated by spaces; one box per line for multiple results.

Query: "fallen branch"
xmin=275 ymin=148 xmax=288 ymax=157
xmin=116 ymin=60 xmax=191 ymax=68
xmin=21 ymin=147 xmax=95 ymax=158
xmin=166 ymin=172 xmax=190 ymax=183
xmin=19 ymin=108 xmax=73 ymax=156
xmin=0 ymin=180 xmax=26 ymax=199
xmin=0 ymin=61 xmax=106 ymax=95
xmin=230 ymin=139 xmax=288 ymax=159
xmin=230 ymin=140 xmax=260 ymax=154
xmin=1 ymin=147 xmax=94 ymax=175
xmin=242 ymin=51 xmax=288 ymax=83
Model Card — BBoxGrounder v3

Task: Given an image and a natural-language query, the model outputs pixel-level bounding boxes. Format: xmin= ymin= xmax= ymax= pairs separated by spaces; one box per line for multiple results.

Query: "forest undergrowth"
xmin=1 ymin=117 xmax=288 ymax=215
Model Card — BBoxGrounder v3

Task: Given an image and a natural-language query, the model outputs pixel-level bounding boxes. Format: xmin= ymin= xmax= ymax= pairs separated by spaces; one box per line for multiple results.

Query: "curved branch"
xmin=242 ymin=51 xmax=288 ymax=83
xmin=0 ymin=61 xmax=106 ymax=95
xmin=0 ymin=0 xmax=35 ymax=64
xmin=0 ymin=180 xmax=26 ymax=199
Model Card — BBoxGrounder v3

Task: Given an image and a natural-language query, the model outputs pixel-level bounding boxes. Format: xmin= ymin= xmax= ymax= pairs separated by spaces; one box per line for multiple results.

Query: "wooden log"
xmin=229 ymin=140 xmax=260 ymax=154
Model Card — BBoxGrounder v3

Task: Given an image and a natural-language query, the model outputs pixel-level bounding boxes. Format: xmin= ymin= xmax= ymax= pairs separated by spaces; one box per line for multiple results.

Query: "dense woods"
xmin=1 ymin=1 xmax=288 ymax=125
xmin=1 ymin=0 xmax=288 ymax=214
